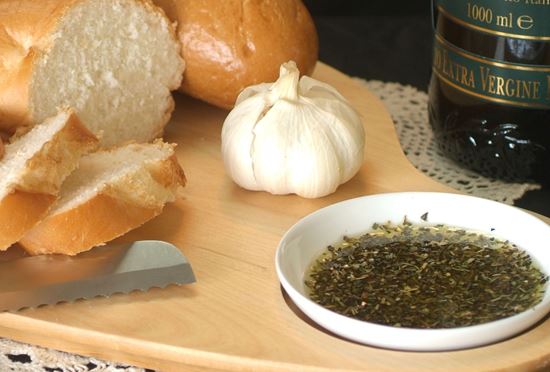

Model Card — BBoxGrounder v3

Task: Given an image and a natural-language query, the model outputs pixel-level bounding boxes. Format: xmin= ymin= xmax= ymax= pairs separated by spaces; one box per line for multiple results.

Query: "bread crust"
xmin=20 ymin=194 xmax=160 ymax=255
xmin=0 ymin=190 xmax=55 ymax=250
xmin=154 ymin=0 xmax=318 ymax=109
xmin=147 ymin=151 xmax=187 ymax=189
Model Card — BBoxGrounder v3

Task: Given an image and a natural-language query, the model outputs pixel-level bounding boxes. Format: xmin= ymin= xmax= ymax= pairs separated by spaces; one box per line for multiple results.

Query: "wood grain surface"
xmin=0 ymin=63 xmax=549 ymax=371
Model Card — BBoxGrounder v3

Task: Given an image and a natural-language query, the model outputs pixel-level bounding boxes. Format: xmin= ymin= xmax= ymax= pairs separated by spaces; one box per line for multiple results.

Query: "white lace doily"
xmin=0 ymin=337 xmax=147 ymax=371
xmin=0 ymin=81 xmax=541 ymax=371
xmin=356 ymin=79 xmax=541 ymax=205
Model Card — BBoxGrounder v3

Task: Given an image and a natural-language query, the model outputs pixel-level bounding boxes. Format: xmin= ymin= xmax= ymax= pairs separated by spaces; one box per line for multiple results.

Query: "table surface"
xmin=308 ymin=6 xmax=550 ymax=217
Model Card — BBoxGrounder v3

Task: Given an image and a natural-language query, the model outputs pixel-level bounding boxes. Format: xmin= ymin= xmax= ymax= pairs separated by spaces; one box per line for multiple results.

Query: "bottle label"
xmin=432 ymin=34 xmax=550 ymax=108
xmin=436 ymin=0 xmax=550 ymax=40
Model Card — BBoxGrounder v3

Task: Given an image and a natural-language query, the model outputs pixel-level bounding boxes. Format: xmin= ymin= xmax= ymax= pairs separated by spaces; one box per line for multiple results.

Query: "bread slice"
xmin=0 ymin=109 xmax=98 ymax=250
xmin=19 ymin=141 xmax=186 ymax=255
xmin=0 ymin=0 xmax=184 ymax=146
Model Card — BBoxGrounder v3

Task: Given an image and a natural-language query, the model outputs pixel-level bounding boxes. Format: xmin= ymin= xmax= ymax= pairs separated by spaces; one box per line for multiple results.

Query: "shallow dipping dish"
xmin=275 ymin=192 xmax=550 ymax=351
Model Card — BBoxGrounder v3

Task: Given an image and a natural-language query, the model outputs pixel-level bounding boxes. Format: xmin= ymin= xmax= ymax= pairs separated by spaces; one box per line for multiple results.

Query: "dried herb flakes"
xmin=305 ymin=222 xmax=548 ymax=329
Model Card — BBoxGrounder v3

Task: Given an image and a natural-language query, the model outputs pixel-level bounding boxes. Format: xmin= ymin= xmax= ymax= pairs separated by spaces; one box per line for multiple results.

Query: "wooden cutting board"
xmin=1 ymin=63 xmax=549 ymax=371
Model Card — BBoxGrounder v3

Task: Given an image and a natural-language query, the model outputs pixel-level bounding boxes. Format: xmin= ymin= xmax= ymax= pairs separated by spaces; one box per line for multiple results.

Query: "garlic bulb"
xmin=221 ymin=61 xmax=365 ymax=198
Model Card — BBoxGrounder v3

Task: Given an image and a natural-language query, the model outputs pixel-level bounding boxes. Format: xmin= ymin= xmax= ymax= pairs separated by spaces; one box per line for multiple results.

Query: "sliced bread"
xmin=19 ymin=141 xmax=186 ymax=255
xmin=0 ymin=109 xmax=98 ymax=250
xmin=0 ymin=0 xmax=184 ymax=146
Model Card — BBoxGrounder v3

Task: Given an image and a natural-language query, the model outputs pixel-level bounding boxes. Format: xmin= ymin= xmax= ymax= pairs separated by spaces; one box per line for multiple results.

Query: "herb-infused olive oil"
xmin=428 ymin=1 xmax=550 ymax=183
xmin=305 ymin=221 xmax=548 ymax=329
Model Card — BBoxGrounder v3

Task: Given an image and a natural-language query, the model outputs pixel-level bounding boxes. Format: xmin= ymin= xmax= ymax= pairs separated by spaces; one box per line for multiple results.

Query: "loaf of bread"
xmin=0 ymin=0 xmax=184 ymax=146
xmin=20 ymin=140 xmax=186 ymax=256
xmin=154 ymin=0 xmax=318 ymax=109
xmin=0 ymin=109 xmax=98 ymax=251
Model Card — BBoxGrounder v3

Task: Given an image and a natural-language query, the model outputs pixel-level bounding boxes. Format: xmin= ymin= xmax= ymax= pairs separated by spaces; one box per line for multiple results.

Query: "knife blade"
xmin=0 ymin=240 xmax=196 ymax=311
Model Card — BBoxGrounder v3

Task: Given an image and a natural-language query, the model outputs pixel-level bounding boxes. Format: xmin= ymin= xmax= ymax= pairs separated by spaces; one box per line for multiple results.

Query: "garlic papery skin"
xmin=221 ymin=61 xmax=365 ymax=199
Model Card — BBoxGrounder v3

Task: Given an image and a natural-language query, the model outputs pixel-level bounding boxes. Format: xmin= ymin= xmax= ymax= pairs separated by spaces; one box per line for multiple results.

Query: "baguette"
xmin=0 ymin=0 xmax=184 ymax=146
xmin=0 ymin=109 xmax=98 ymax=250
xmin=154 ymin=0 xmax=318 ymax=109
xmin=20 ymin=140 xmax=186 ymax=255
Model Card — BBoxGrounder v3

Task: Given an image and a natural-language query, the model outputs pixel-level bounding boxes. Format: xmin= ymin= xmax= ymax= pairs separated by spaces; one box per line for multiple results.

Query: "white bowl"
xmin=275 ymin=192 xmax=550 ymax=351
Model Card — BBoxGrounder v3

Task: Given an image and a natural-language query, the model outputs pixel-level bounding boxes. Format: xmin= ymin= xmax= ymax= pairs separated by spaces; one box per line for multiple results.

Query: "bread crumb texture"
xmin=0 ymin=0 xmax=184 ymax=146
xmin=0 ymin=109 xmax=97 ymax=199
xmin=53 ymin=140 xmax=185 ymax=214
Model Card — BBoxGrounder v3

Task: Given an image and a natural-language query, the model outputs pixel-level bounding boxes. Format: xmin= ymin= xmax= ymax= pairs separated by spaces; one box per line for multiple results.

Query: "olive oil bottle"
xmin=428 ymin=0 xmax=550 ymax=183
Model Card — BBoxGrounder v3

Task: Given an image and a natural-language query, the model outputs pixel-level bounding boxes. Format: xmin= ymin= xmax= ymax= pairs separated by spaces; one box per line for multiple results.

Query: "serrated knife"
xmin=0 ymin=240 xmax=196 ymax=311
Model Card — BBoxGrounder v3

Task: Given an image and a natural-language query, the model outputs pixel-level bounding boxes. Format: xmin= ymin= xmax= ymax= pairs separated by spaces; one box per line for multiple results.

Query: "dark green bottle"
xmin=428 ymin=0 xmax=550 ymax=183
